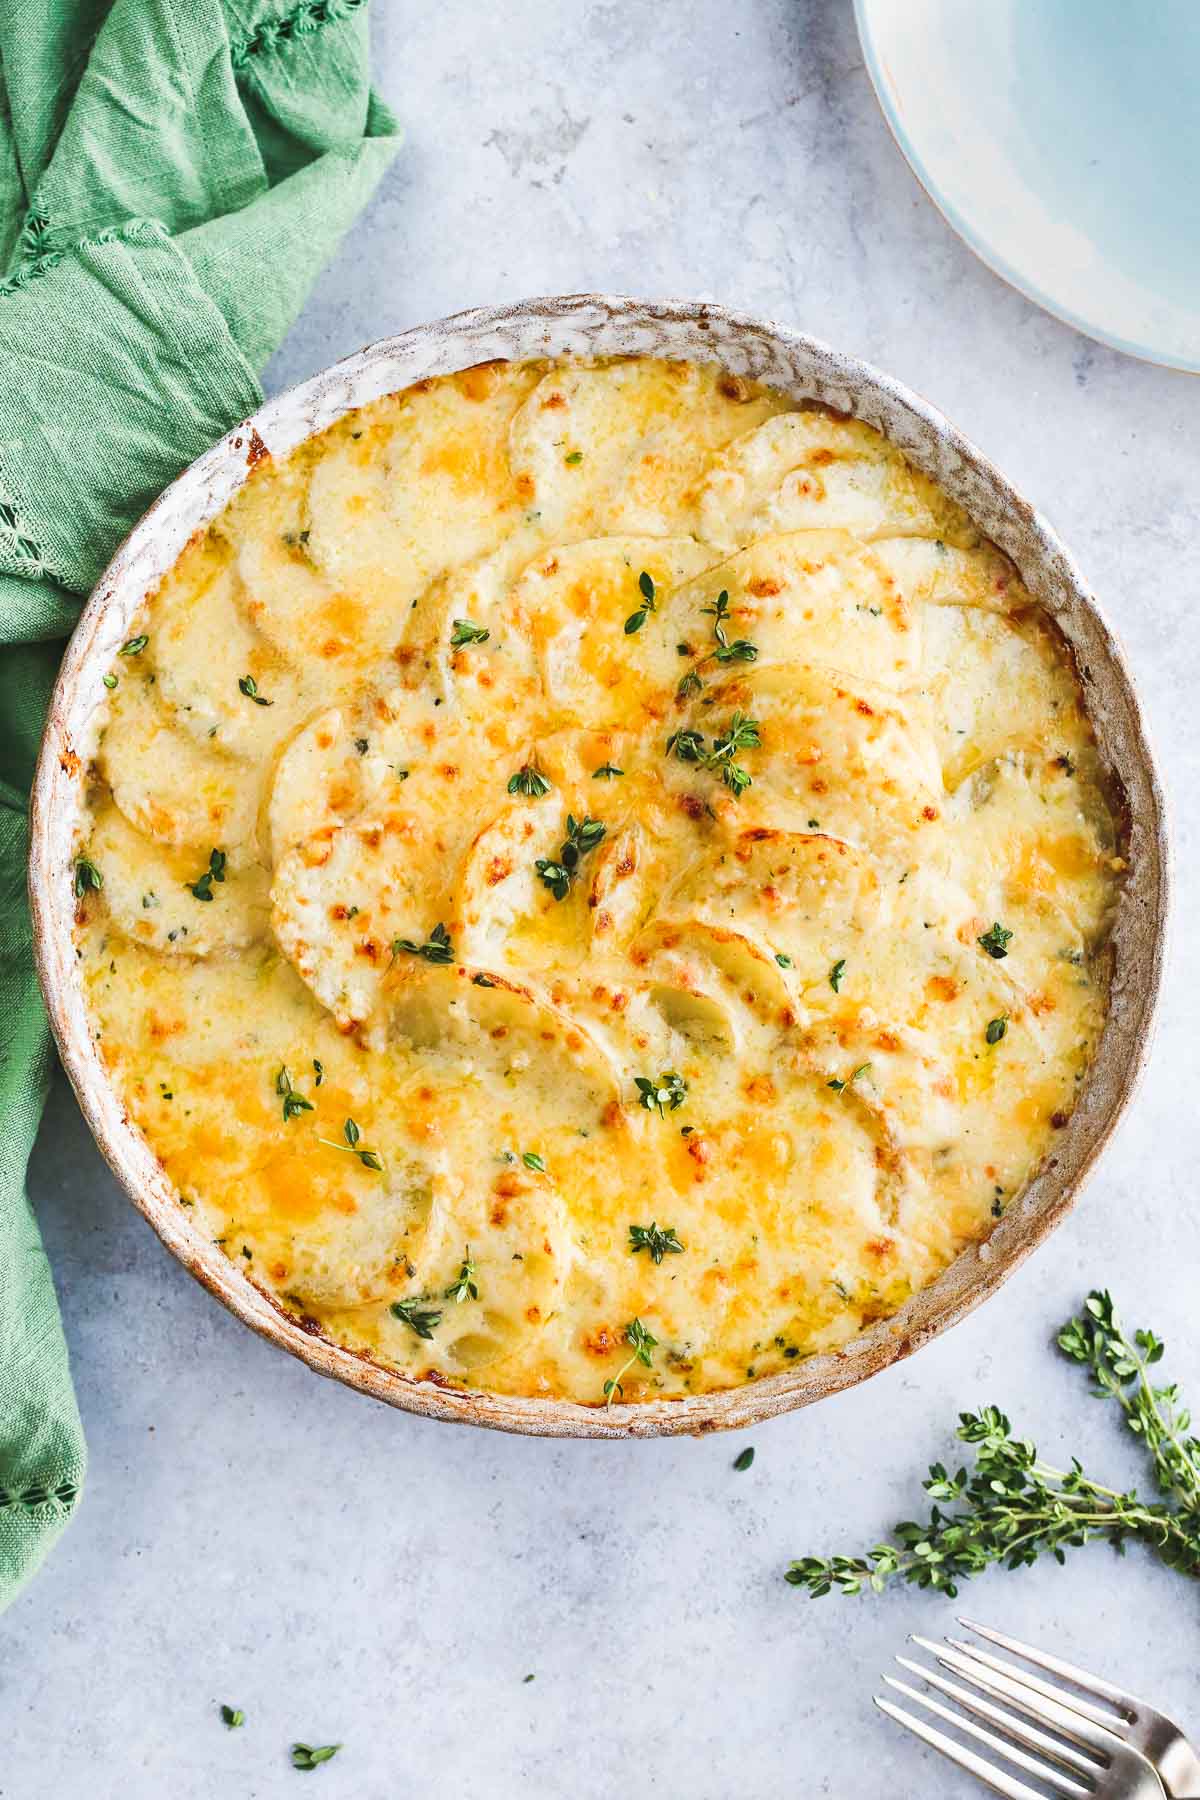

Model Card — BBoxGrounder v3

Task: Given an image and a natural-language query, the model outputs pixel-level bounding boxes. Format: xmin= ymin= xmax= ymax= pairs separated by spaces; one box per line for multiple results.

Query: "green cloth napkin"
xmin=0 ymin=0 xmax=398 ymax=1613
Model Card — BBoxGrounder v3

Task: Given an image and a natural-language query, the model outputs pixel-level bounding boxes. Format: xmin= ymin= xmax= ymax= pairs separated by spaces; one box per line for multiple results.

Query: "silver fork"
xmin=876 ymin=1616 xmax=1200 ymax=1798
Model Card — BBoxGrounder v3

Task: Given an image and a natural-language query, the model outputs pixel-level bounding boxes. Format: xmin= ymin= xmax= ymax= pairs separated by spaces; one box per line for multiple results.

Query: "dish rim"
xmin=28 ymin=292 xmax=1171 ymax=1438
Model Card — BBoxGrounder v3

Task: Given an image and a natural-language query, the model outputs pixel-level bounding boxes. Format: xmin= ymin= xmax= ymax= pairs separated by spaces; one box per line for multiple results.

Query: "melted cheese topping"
xmin=76 ymin=358 xmax=1121 ymax=1405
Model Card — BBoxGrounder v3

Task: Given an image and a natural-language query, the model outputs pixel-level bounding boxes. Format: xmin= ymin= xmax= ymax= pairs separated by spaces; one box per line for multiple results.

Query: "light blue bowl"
xmin=855 ymin=0 xmax=1200 ymax=371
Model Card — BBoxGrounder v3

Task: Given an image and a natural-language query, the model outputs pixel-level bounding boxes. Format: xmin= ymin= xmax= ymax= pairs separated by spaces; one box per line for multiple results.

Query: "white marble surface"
xmin=9 ymin=4 xmax=1200 ymax=1795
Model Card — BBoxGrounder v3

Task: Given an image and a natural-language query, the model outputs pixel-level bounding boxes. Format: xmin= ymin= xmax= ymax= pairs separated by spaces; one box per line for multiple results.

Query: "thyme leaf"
xmin=786 ymin=1291 xmax=1200 ymax=1599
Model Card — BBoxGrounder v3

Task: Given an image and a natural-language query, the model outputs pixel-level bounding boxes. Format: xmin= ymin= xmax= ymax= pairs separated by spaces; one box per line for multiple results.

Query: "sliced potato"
xmin=509 ymin=536 xmax=716 ymax=728
xmin=918 ymin=601 xmax=1086 ymax=788
xmin=152 ymin=559 xmax=318 ymax=758
xmin=698 ymin=409 xmax=979 ymax=553
xmin=97 ymin=673 xmax=259 ymax=854
xmin=668 ymin=531 xmax=922 ymax=693
xmin=86 ymin=799 xmax=270 ymax=956
xmin=510 ymin=357 xmax=788 ymax=536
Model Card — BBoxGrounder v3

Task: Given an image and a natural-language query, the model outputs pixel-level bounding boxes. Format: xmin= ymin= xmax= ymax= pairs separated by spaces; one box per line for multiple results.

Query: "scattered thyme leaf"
xmin=508 ymin=765 xmax=552 ymax=799
xmin=702 ymin=589 xmax=757 ymax=664
xmin=564 ymin=449 xmax=583 ymax=465
xmin=592 ymin=763 xmax=624 ymax=780
xmin=102 ymin=672 xmax=118 ymax=690
xmin=624 ymin=569 xmax=658 ymax=634
xmin=450 ymin=618 xmax=490 ymax=648
xmin=986 ymin=1015 xmax=1009 ymax=1045
xmin=73 ymin=857 xmax=103 ymax=898
xmin=238 ymin=674 xmax=273 ymax=706
xmin=389 ymin=1297 xmax=441 ymax=1339
xmin=775 ymin=952 xmax=793 ymax=969
xmin=535 ymin=814 xmax=607 ymax=900
xmin=275 ymin=1067 xmax=314 ymax=1123
xmin=220 ymin=1705 xmax=245 ymax=1729
xmin=291 ymin=1743 xmax=341 ymax=1771
xmin=522 ymin=1151 xmax=546 ymax=1173
xmin=391 ymin=922 xmax=454 ymax=965
xmin=733 ymin=1447 xmax=755 ymax=1473
xmin=187 ymin=848 xmax=226 ymax=902
xmin=628 ymin=1222 xmax=684 ymax=1264
xmin=119 ymin=634 xmax=148 ymax=657
xmin=665 ymin=726 xmax=707 ymax=763
xmin=978 ymin=921 xmax=1014 ymax=960
xmin=829 ymin=958 xmax=847 ymax=993
xmin=604 ymin=1317 xmax=659 ymax=1404
xmin=317 ymin=1117 xmax=383 ymax=1172
xmin=634 ymin=1071 xmax=687 ymax=1118
xmin=445 ymin=1248 xmax=479 ymax=1304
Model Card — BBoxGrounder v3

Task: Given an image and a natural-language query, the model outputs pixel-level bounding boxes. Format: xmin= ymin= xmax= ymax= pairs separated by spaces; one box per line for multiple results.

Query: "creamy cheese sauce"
xmin=75 ymin=357 xmax=1121 ymax=1403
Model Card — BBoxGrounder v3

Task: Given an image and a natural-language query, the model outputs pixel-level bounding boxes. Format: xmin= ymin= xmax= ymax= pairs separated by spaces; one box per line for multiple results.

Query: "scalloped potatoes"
xmin=74 ymin=357 xmax=1121 ymax=1404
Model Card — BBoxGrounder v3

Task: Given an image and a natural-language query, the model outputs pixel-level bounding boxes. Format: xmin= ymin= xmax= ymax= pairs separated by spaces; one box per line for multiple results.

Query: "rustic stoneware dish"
xmin=29 ymin=296 xmax=1169 ymax=1439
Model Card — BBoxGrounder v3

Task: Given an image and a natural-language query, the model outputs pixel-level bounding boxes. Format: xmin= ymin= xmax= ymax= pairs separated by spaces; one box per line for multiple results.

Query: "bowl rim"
xmin=28 ymin=292 xmax=1171 ymax=1439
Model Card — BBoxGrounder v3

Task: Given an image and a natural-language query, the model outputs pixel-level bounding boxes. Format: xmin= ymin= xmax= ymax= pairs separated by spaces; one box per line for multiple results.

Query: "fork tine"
xmin=875 ymin=1694 xmax=1048 ymax=1800
xmin=894 ymin=1655 xmax=1097 ymax=1778
xmin=958 ymin=1618 xmax=1135 ymax=1723
xmin=883 ymin=1676 xmax=1093 ymax=1798
xmin=912 ymin=1635 xmax=1127 ymax=1758
xmin=945 ymin=1636 xmax=1125 ymax=1734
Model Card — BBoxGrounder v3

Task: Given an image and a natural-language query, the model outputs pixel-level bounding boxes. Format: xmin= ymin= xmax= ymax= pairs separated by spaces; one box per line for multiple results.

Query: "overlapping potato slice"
xmin=271 ymin=702 xmax=503 ymax=1027
xmin=379 ymin=362 xmax=541 ymax=565
xmin=272 ymin=812 xmax=450 ymax=1031
xmin=511 ymin=536 xmax=716 ymax=727
xmin=151 ymin=557 xmax=318 ymax=758
xmin=698 ymin=409 xmax=979 ymax=553
xmin=665 ymin=828 xmax=892 ymax=998
xmin=918 ymin=600 xmax=1088 ymax=788
xmin=96 ymin=673 xmax=259 ymax=854
xmin=266 ymin=702 xmax=373 ymax=863
xmin=947 ymin=754 xmax=1117 ymax=970
xmin=86 ymin=800 xmax=270 ymax=956
xmin=243 ymin=1147 xmax=443 ymax=1312
xmin=510 ymin=358 xmax=787 ymax=536
xmin=871 ymin=536 xmax=1021 ymax=613
xmin=375 ymin=966 xmax=624 ymax=1370
xmin=668 ymin=532 xmax=921 ymax=693
xmin=663 ymin=663 xmax=943 ymax=852
xmin=236 ymin=530 xmax=406 ymax=674
xmin=266 ymin=684 xmax=455 ymax=862
xmin=394 ymin=1161 xmax=574 ymax=1374
xmin=395 ymin=539 xmax=543 ymax=733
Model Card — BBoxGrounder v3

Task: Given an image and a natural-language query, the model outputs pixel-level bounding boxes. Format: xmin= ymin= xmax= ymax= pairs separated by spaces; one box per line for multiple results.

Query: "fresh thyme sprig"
xmin=785 ymin=1291 xmax=1200 ymax=1599
xmin=666 ymin=711 xmax=760 ymax=800
xmin=629 ymin=1222 xmax=684 ymax=1263
xmin=624 ymin=569 xmax=657 ymax=635
xmin=187 ymin=848 xmax=226 ymax=902
xmin=535 ymin=813 xmax=606 ymax=900
xmin=317 ymin=1117 xmax=383 ymax=1172
xmin=291 ymin=1744 xmax=340 ymax=1771
xmin=604 ymin=1318 xmax=658 ymax=1404
xmin=390 ymin=1296 xmax=441 ymax=1338
xmin=450 ymin=618 xmax=489 ymax=648
xmin=238 ymin=674 xmax=272 ymax=706
xmin=73 ymin=856 xmax=103 ymax=899
xmin=275 ymin=1066 xmax=314 ymax=1123
xmin=391 ymin=923 xmax=454 ymax=965
xmin=508 ymin=764 xmax=552 ymax=799
xmin=445 ymin=1248 xmax=479 ymax=1305
xmin=702 ymin=588 xmax=757 ymax=663
xmin=634 ymin=1071 xmax=687 ymax=1118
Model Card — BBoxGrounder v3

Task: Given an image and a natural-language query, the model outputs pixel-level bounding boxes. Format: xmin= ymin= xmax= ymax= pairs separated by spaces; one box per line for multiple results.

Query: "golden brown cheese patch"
xmin=75 ymin=356 xmax=1120 ymax=1405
